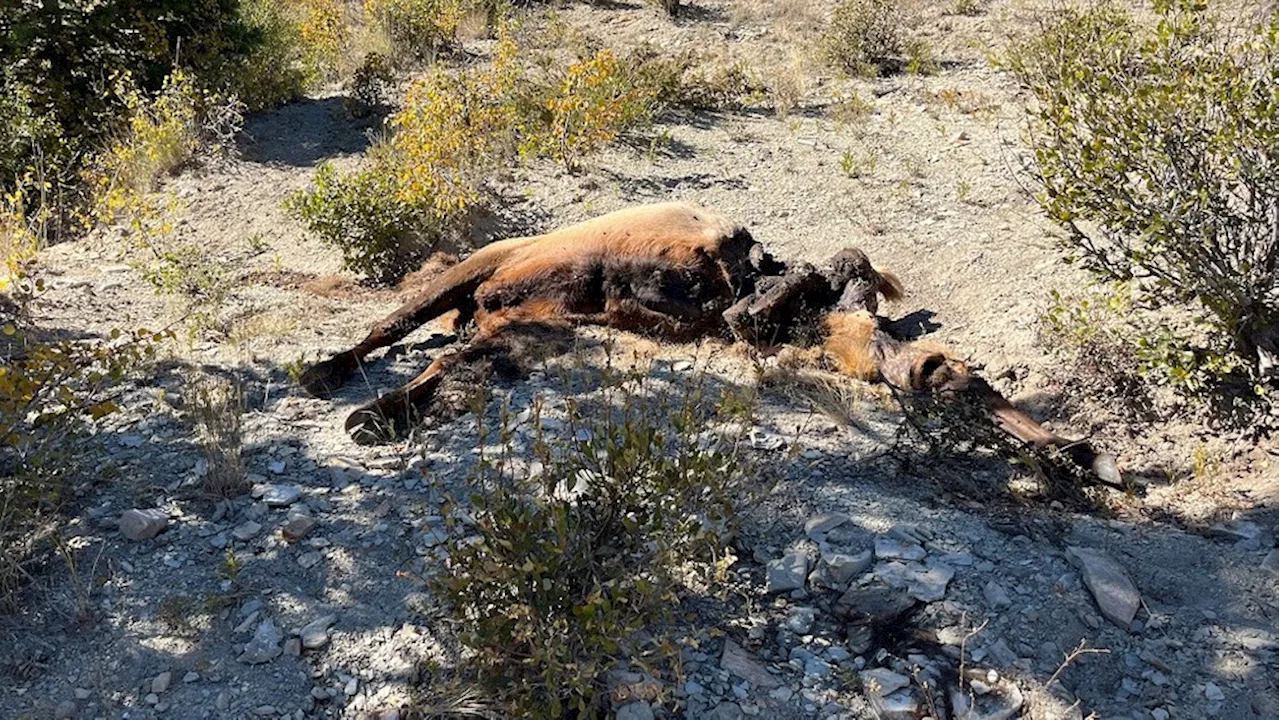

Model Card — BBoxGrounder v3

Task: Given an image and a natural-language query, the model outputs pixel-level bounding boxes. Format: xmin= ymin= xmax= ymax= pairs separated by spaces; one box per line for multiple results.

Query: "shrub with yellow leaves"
xmin=2 ymin=173 xmax=167 ymax=608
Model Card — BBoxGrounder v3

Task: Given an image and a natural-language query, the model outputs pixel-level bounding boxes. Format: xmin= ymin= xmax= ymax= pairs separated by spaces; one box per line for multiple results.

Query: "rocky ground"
xmin=3 ymin=1 xmax=1277 ymax=719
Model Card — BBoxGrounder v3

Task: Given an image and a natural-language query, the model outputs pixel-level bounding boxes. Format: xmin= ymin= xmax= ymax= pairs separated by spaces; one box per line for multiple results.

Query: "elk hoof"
xmin=344 ymin=393 xmax=413 ymax=445
xmin=299 ymin=354 xmax=358 ymax=398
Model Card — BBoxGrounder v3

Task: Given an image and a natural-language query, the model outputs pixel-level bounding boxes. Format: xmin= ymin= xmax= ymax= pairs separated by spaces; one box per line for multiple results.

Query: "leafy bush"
xmin=524 ymin=49 xmax=660 ymax=170
xmin=346 ymin=52 xmax=398 ymax=117
xmin=291 ymin=36 xmax=748 ymax=281
xmin=288 ymin=34 xmax=522 ymax=281
xmin=431 ymin=371 xmax=747 ymax=717
xmin=0 ymin=0 xmax=260 ymax=200
xmin=1006 ymin=2 xmax=1278 ymax=388
xmin=1040 ymin=286 xmax=1258 ymax=425
xmin=364 ymin=0 xmax=467 ymax=62
xmin=232 ymin=0 xmax=336 ymax=110
xmin=822 ymin=0 xmax=906 ymax=76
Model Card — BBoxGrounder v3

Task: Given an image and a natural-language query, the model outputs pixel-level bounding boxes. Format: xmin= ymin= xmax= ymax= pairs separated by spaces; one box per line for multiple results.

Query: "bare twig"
xmin=1046 ymin=639 xmax=1109 ymax=690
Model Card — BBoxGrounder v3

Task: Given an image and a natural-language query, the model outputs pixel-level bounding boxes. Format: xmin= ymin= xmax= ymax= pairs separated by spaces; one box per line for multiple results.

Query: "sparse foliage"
xmin=1006 ymin=2 xmax=1278 ymax=401
xmin=822 ymin=0 xmax=906 ymax=76
xmin=432 ymin=370 xmax=749 ymax=717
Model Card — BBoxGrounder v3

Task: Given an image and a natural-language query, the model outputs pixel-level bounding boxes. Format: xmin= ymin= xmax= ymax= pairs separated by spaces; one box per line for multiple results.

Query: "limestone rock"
xmin=720 ymin=640 xmax=780 ymax=688
xmin=766 ymin=553 xmax=809 ymax=593
xmin=1065 ymin=546 xmax=1140 ymax=629
xmin=299 ymin=614 xmax=337 ymax=649
xmin=238 ymin=619 xmax=283 ymax=664
xmin=119 ymin=508 xmax=168 ymax=541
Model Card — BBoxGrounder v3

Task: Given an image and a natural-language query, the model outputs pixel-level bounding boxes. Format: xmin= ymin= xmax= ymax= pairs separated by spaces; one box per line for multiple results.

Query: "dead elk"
xmin=299 ymin=202 xmax=1120 ymax=485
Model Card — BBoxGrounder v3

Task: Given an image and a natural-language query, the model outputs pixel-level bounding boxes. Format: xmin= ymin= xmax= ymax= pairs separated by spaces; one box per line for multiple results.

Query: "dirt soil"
xmin=4 ymin=1 xmax=1277 ymax=719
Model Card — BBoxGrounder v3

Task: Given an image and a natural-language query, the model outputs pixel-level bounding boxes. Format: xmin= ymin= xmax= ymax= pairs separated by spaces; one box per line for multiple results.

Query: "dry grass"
xmin=189 ymin=374 xmax=247 ymax=497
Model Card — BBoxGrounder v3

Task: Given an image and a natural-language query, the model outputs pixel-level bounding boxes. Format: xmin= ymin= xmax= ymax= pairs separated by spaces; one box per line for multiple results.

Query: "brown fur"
xmin=299 ymin=202 xmax=1118 ymax=485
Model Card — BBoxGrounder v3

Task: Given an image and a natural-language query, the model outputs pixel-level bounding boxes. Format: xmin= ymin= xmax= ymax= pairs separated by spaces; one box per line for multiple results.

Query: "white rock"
xmin=875 ymin=536 xmax=926 ymax=561
xmin=238 ymin=620 xmax=283 ymax=664
xmin=299 ymin=614 xmax=337 ymax=649
xmin=1065 ymin=546 xmax=1141 ymax=629
xmin=860 ymin=668 xmax=909 ymax=697
xmin=260 ymin=484 xmax=304 ymax=507
xmin=804 ymin=513 xmax=849 ymax=539
xmin=907 ymin=563 xmax=954 ymax=602
xmin=823 ymin=551 xmax=873 ymax=585
xmin=231 ymin=521 xmax=262 ymax=541
xmin=119 ymin=508 xmax=168 ymax=541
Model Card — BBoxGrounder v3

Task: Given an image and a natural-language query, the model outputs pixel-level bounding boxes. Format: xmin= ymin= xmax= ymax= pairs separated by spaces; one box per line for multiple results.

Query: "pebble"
xmin=260 ymin=484 xmax=304 ymax=507
xmin=1259 ymin=545 xmax=1280 ymax=573
xmin=983 ymin=580 xmax=1013 ymax=609
xmin=300 ymin=614 xmax=338 ymax=649
xmin=74 ymin=688 xmax=91 ymax=700
xmin=875 ymin=536 xmax=926 ymax=561
xmin=297 ymin=551 xmax=324 ymax=569
xmin=55 ymin=701 xmax=77 ymax=719
xmin=860 ymin=668 xmax=909 ymax=697
xmin=283 ymin=515 xmax=318 ymax=541
xmin=1204 ymin=682 xmax=1225 ymax=701
xmin=119 ymin=508 xmax=169 ymax=540
xmin=785 ymin=607 xmax=818 ymax=635
xmin=615 ymin=701 xmax=655 ymax=720
xmin=151 ymin=671 xmax=172 ymax=693
xmin=804 ymin=512 xmax=850 ymax=539
xmin=183 ymin=672 xmax=200 ymax=683
xmin=823 ymin=550 xmax=873 ymax=586
xmin=721 ymin=640 xmax=780 ymax=688
xmin=215 ymin=691 xmax=231 ymax=711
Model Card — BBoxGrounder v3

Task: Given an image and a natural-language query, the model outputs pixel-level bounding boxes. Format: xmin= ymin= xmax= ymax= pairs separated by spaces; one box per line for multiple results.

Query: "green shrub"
xmin=0 ymin=0 xmax=259 ymax=200
xmin=346 ymin=52 xmax=398 ymax=117
xmin=1040 ymin=286 xmax=1259 ymax=424
xmin=431 ymin=371 xmax=748 ymax=717
xmin=822 ymin=0 xmax=906 ymax=76
xmin=1006 ymin=2 xmax=1278 ymax=389
xmin=286 ymin=162 xmax=457 ymax=282
xmin=291 ymin=36 xmax=746 ymax=282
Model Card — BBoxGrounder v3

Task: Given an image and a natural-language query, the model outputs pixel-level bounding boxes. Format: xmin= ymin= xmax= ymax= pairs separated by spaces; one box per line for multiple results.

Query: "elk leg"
xmin=299 ymin=271 xmax=483 ymax=398
xmin=825 ymin=311 xmax=1121 ymax=486
xmin=343 ymin=319 xmax=573 ymax=444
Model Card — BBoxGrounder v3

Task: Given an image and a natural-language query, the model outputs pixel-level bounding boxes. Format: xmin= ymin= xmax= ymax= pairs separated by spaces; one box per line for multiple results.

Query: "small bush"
xmin=1006 ymin=2 xmax=1278 ymax=392
xmin=346 ymin=52 xmax=398 ymax=117
xmin=364 ymin=0 xmax=467 ymax=62
xmin=525 ymin=49 xmax=660 ymax=170
xmin=431 ymin=371 xmax=748 ymax=717
xmin=233 ymin=0 xmax=342 ymax=110
xmin=190 ymin=375 xmax=247 ymax=498
xmin=822 ymin=0 xmax=906 ymax=76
